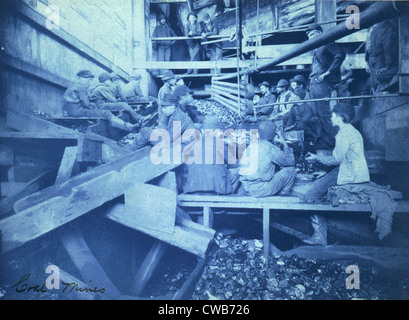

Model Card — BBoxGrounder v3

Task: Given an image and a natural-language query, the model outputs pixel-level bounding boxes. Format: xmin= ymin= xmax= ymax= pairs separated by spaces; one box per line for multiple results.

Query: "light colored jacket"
xmin=319 ymin=124 xmax=370 ymax=185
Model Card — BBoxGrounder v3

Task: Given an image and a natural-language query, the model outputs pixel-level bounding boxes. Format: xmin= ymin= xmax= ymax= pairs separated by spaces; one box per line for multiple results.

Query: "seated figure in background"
xmin=90 ymin=72 xmax=144 ymax=124
xmin=63 ymin=70 xmax=138 ymax=132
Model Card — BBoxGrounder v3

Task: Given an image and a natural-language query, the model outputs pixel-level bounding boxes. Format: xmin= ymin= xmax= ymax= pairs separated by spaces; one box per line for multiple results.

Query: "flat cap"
xmin=277 ymin=79 xmax=289 ymax=88
xmin=98 ymin=72 xmax=111 ymax=83
xmin=258 ymin=121 xmax=277 ymax=142
xmin=110 ymin=72 xmax=120 ymax=81
xmin=130 ymin=73 xmax=142 ymax=81
xmin=291 ymin=74 xmax=306 ymax=85
xmin=162 ymin=92 xmax=179 ymax=106
xmin=173 ymin=85 xmax=193 ymax=98
xmin=77 ymin=70 xmax=94 ymax=79
xmin=259 ymin=81 xmax=270 ymax=88
xmin=161 ymin=71 xmax=175 ymax=81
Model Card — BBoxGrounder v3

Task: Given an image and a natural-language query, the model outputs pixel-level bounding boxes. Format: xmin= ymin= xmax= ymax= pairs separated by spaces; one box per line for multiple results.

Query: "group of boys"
xmin=63 ymin=70 xmax=156 ymax=133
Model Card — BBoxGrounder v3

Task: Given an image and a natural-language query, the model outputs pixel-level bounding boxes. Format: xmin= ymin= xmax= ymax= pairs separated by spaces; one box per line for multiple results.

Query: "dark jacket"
xmin=310 ymin=42 xmax=346 ymax=87
xmin=152 ymin=24 xmax=177 ymax=48
xmin=200 ymin=20 xmax=222 ymax=48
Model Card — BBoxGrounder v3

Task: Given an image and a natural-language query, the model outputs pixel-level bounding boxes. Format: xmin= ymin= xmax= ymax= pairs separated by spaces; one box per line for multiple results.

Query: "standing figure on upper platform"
xmin=152 ymin=14 xmax=177 ymax=64
xmin=185 ymin=12 xmax=203 ymax=74
xmin=201 ymin=13 xmax=223 ymax=75
xmin=306 ymin=23 xmax=346 ymax=151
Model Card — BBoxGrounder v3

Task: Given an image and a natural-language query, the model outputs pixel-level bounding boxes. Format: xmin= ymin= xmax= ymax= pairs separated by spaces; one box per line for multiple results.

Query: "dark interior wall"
xmin=0 ymin=0 xmax=132 ymax=117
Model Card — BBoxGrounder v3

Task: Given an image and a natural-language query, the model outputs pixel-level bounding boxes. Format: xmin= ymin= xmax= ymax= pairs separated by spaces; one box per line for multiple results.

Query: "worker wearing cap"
xmin=152 ymin=14 xmax=177 ymax=64
xmin=238 ymin=121 xmax=296 ymax=197
xmin=185 ymin=12 xmax=203 ymax=74
xmin=63 ymin=70 xmax=138 ymax=132
xmin=303 ymin=103 xmax=369 ymax=245
xmin=172 ymin=85 xmax=203 ymax=124
xmin=255 ymin=81 xmax=276 ymax=118
xmin=306 ymin=23 xmax=346 ymax=150
xmin=283 ymin=74 xmax=320 ymax=146
xmin=109 ymin=72 xmax=127 ymax=102
xmin=273 ymin=79 xmax=299 ymax=121
xmin=201 ymin=13 xmax=223 ymax=75
xmin=90 ymin=72 xmax=144 ymax=124
xmin=124 ymin=73 xmax=157 ymax=104
xmin=158 ymin=71 xmax=177 ymax=119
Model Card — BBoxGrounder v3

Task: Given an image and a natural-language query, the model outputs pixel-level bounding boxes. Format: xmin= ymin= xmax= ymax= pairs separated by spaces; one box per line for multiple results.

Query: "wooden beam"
xmin=105 ymin=203 xmax=215 ymax=258
xmin=136 ymin=60 xmax=250 ymax=70
xmin=59 ymin=228 xmax=122 ymax=299
xmin=399 ymin=11 xmax=409 ymax=95
xmin=0 ymin=182 xmax=28 ymax=198
xmin=172 ymin=257 xmax=206 ymax=300
xmin=0 ymin=147 xmax=179 ymax=254
xmin=263 ymin=208 xmax=270 ymax=259
xmin=131 ymin=241 xmax=166 ymax=296
xmin=124 ymin=183 xmax=177 ymax=235
xmin=0 ymin=168 xmax=58 ymax=218
xmin=282 ymin=245 xmax=409 ymax=271
xmin=6 ymin=109 xmax=131 ymax=163
xmin=55 ymin=147 xmax=77 ymax=185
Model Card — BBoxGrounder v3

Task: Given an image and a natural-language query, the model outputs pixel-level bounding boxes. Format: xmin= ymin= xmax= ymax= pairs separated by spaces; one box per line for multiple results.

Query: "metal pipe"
xmin=213 ymin=80 xmax=245 ymax=89
xmin=255 ymin=93 xmax=400 ymax=109
xmin=212 ymin=85 xmax=246 ymax=97
xmin=215 ymin=0 xmax=407 ymax=81
xmin=212 ymin=87 xmax=241 ymax=102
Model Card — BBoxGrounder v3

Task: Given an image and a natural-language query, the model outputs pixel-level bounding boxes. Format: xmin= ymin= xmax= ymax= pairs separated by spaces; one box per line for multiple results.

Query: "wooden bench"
xmin=177 ymin=194 xmax=409 ymax=258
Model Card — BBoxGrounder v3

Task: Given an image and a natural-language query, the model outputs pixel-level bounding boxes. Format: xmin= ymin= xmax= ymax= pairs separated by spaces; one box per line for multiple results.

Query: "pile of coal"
xmin=190 ymin=99 xmax=242 ymax=128
xmin=191 ymin=234 xmax=399 ymax=300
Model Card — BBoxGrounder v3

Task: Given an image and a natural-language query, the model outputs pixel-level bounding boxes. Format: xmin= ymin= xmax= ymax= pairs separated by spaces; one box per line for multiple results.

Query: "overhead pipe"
xmin=214 ymin=0 xmax=408 ymax=81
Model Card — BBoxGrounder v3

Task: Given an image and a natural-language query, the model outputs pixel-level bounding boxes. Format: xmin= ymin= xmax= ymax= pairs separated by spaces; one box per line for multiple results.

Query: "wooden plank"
xmin=178 ymin=194 xmax=302 ymax=204
xmin=282 ymin=245 xmax=409 ymax=271
xmin=0 ymin=148 xmax=180 ymax=254
xmin=0 ymin=131 xmax=79 ymax=140
xmin=263 ymin=208 xmax=270 ymax=259
xmin=125 ymin=183 xmax=176 ymax=235
xmin=0 ymin=182 xmax=28 ymax=198
xmin=55 ymin=147 xmax=77 ymax=184
xmin=172 ymin=257 xmax=206 ymax=300
xmin=0 ymin=144 xmax=14 ymax=166
xmin=0 ymin=168 xmax=58 ymax=218
xmin=6 ymin=109 xmax=131 ymax=163
xmin=59 ymin=228 xmax=121 ymax=299
xmin=105 ymin=203 xmax=215 ymax=258
xmin=203 ymin=207 xmax=214 ymax=228
xmin=135 ymin=60 xmax=250 ymax=70
xmin=131 ymin=241 xmax=166 ymax=296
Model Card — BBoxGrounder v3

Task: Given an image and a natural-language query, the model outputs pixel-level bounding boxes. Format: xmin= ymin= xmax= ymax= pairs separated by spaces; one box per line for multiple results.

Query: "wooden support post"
xmin=263 ymin=207 xmax=270 ymax=259
xmin=399 ymin=10 xmax=409 ymax=95
xmin=203 ymin=206 xmax=214 ymax=228
xmin=131 ymin=241 xmax=166 ymax=296
xmin=59 ymin=228 xmax=121 ymax=299
xmin=172 ymin=257 xmax=206 ymax=300
xmin=55 ymin=146 xmax=77 ymax=184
